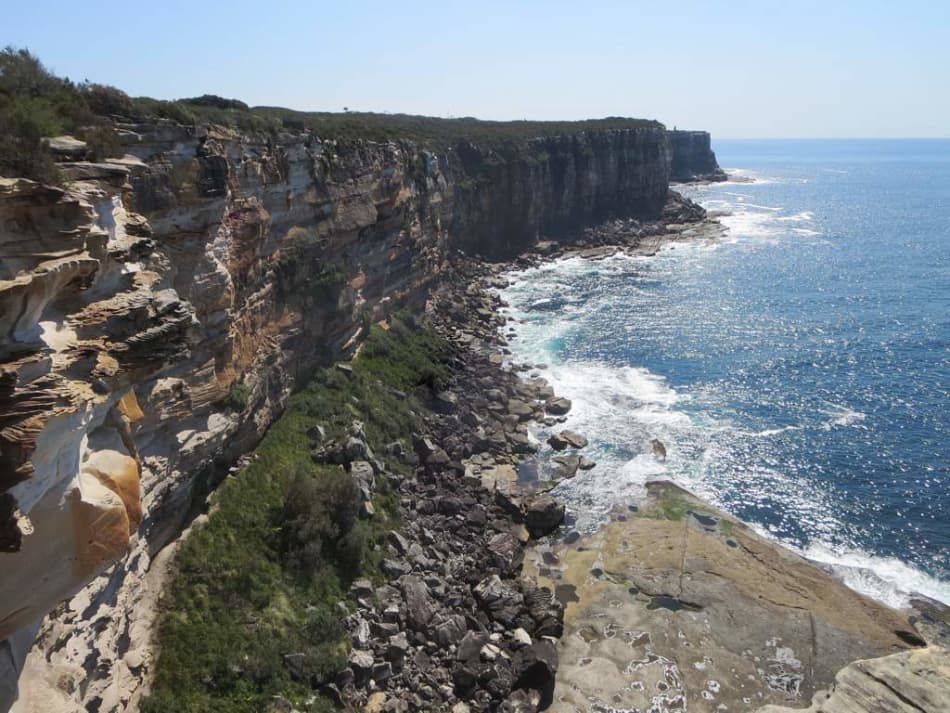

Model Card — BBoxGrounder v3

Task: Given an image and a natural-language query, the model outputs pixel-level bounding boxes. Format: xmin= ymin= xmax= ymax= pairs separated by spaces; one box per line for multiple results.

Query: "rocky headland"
xmin=1 ymin=77 xmax=946 ymax=713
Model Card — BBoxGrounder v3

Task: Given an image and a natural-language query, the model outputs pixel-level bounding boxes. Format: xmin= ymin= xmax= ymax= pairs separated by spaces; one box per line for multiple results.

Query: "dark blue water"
xmin=500 ymin=140 xmax=950 ymax=607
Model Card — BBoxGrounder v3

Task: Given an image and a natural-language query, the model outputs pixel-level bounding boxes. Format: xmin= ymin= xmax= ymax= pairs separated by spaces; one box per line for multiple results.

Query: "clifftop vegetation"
xmin=0 ymin=46 xmax=660 ymax=182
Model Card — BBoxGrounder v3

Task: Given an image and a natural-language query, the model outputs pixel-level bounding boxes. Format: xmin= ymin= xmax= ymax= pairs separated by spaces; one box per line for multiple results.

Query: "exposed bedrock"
xmin=0 ymin=121 xmax=678 ymax=711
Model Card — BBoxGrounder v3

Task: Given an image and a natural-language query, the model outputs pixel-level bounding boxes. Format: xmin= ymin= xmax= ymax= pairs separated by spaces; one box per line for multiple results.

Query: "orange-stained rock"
xmin=0 ymin=450 xmax=140 ymax=641
xmin=116 ymin=391 xmax=144 ymax=423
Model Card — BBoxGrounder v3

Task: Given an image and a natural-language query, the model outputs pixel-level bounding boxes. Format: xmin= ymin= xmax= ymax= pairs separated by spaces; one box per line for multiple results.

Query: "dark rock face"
xmin=667 ymin=130 xmax=727 ymax=182
xmin=524 ymin=495 xmax=565 ymax=539
xmin=451 ymin=128 xmax=672 ymax=258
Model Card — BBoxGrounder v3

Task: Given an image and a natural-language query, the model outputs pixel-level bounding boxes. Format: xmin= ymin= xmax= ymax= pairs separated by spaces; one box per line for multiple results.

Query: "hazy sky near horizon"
xmin=5 ymin=0 xmax=949 ymax=138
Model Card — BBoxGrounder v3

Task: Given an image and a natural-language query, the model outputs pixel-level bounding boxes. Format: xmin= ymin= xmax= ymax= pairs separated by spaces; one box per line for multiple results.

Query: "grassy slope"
xmin=141 ymin=317 xmax=449 ymax=713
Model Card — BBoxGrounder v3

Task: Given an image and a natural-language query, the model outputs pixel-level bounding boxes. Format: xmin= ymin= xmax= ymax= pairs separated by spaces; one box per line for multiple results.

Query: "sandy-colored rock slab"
xmin=758 ymin=646 xmax=950 ymax=713
xmin=529 ymin=481 xmax=920 ymax=713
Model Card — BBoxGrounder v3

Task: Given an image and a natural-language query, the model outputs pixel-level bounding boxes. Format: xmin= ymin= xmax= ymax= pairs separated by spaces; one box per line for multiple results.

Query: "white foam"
xmin=819 ymin=403 xmax=867 ymax=429
xmin=719 ymin=168 xmax=781 ymax=185
xmin=497 ymin=206 xmax=949 ymax=609
xmin=752 ymin=425 xmax=803 ymax=438
xmin=803 ymin=542 xmax=950 ymax=608
xmin=777 ymin=211 xmax=815 ymax=222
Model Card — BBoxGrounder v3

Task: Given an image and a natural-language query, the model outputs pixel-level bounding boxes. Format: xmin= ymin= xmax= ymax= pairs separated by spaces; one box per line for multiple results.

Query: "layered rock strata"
xmin=0 ymin=121 xmax=678 ymax=711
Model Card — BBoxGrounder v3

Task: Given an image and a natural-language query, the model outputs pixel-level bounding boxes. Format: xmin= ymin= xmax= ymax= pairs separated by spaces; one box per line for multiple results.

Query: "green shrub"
xmin=277 ymin=467 xmax=361 ymax=581
xmin=142 ymin=316 xmax=448 ymax=712
xmin=0 ymin=47 xmax=126 ymax=181
xmin=78 ymin=124 xmax=121 ymax=160
xmin=226 ymin=382 xmax=250 ymax=411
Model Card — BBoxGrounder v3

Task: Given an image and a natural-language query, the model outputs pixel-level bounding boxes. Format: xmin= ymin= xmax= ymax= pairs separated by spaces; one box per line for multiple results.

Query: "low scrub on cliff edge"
xmin=0 ymin=47 xmax=124 ymax=182
xmin=2 ymin=46 xmax=660 ymax=185
xmin=141 ymin=315 xmax=450 ymax=713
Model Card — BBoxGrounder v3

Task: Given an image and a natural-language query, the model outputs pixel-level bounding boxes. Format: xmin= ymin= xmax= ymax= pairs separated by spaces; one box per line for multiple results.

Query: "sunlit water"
xmin=499 ymin=140 xmax=950 ymax=609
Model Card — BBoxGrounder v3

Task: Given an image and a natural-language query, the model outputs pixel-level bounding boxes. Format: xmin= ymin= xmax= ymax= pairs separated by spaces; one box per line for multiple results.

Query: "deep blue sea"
xmin=499 ymin=139 xmax=950 ymax=608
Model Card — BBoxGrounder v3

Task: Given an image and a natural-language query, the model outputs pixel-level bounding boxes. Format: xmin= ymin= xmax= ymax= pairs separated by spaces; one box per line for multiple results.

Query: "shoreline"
xmin=10 ymin=191 xmax=945 ymax=713
xmin=460 ymin=197 xmax=948 ymax=710
xmin=490 ymin=203 xmax=950 ymax=616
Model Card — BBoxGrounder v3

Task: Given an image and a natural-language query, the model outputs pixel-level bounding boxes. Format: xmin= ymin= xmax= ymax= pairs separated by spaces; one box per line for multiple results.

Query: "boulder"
xmin=474 ymin=575 xmax=523 ymax=614
xmin=524 ymin=495 xmax=565 ymax=538
xmin=387 ymin=530 xmax=411 ymax=556
xmin=487 ymin=532 xmax=524 ymax=574
xmin=513 ymin=640 xmax=558 ymax=699
xmin=548 ymin=429 xmax=588 ymax=451
xmin=348 ymin=649 xmax=374 ymax=687
xmin=457 ymin=631 xmax=489 ymax=662
xmin=433 ymin=614 xmax=468 ymax=647
xmin=350 ymin=460 xmax=375 ymax=500
xmin=544 ymin=397 xmax=571 ymax=416
xmin=400 ymin=575 xmax=435 ymax=631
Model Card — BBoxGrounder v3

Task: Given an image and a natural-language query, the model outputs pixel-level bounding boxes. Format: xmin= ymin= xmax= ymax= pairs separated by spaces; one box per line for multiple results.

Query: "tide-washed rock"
xmin=544 ymin=397 xmax=571 ymax=416
xmin=548 ymin=430 xmax=588 ymax=450
xmin=524 ymin=495 xmax=565 ymax=538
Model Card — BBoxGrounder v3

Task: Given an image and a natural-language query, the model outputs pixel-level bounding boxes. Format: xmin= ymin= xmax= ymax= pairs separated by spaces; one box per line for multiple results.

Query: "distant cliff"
xmin=668 ymin=129 xmax=727 ymax=182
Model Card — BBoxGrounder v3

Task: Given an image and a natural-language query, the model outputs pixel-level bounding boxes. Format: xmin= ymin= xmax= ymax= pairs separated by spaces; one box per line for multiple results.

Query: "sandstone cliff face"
xmin=668 ymin=129 xmax=727 ymax=182
xmin=0 ymin=122 xmax=671 ymax=711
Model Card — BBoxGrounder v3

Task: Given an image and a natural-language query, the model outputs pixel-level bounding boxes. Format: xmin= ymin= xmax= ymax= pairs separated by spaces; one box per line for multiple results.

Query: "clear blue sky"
xmin=4 ymin=0 xmax=948 ymax=138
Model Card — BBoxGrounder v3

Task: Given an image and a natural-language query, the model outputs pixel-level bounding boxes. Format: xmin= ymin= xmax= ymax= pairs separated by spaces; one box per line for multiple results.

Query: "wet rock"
xmin=544 ymin=397 xmax=571 ymax=416
xmin=524 ymin=495 xmax=565 ymax=538
xmin=548 ymin=430 xmax=588 ymax=450
xmin=507 ymin=399 xmax=534 ymax=420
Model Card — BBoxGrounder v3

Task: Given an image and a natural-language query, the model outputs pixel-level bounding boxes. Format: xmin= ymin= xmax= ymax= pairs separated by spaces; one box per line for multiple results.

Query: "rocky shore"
xmin=319 ymin=197 xmax=948 ymax=712
xmin=150 ymin=195 xmax=717 ymax=713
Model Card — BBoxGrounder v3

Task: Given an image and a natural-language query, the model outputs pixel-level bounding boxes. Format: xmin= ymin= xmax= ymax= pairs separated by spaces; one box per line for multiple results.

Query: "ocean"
xmin=498 ymin=139 xmax=950 ymax=609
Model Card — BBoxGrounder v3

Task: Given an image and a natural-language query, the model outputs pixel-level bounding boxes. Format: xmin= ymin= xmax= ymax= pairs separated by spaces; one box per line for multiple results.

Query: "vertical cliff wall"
xmin=0 ymin=121 xmax=673 ymax=711
xmin=668 ymin=129 xmax=727 ymax=182
xmin=452 ymin=128 xmax=671 ymax=256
